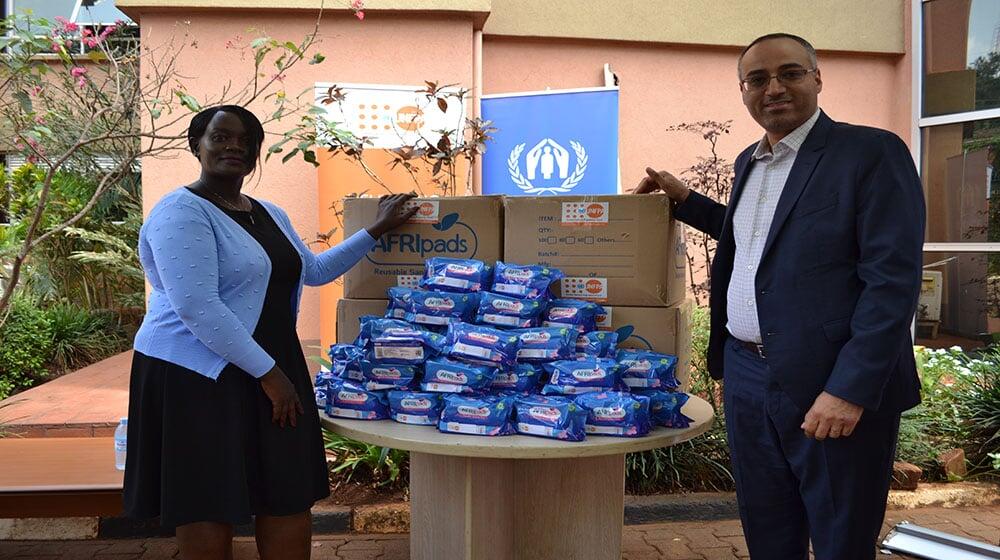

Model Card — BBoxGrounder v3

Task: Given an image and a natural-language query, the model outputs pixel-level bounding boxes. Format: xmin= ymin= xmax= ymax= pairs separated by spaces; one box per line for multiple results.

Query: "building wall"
xmin=483 ymin=0 xmax=906 ymax=55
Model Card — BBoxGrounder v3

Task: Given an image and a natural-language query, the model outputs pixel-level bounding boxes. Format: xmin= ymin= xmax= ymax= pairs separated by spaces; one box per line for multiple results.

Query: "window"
xmin=4 ymin=0 xmax=136 ymax=55
xmin=918 ymin=0 xmax=1000 ymax=345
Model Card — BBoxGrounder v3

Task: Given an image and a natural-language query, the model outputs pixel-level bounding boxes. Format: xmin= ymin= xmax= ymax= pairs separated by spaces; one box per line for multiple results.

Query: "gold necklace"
xmin=207 ymin=190 xmax=255 ymax=225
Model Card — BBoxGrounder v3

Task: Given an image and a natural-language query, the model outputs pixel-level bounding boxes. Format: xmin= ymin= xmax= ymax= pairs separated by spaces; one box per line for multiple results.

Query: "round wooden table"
xmin=321 ymin=394 xmax=714 ymax=560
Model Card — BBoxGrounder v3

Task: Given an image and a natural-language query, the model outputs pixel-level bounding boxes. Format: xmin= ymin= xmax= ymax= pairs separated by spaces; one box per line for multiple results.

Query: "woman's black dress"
xmin=123 ymin=191 xmax=330 ymax=529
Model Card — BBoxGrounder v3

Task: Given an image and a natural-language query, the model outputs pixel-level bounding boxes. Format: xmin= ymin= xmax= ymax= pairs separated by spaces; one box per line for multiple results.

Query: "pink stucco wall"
xmin=482 ymin=37 xmax=913 ymax=195
xmin=138 ymin=11 xmax=474 ymax=339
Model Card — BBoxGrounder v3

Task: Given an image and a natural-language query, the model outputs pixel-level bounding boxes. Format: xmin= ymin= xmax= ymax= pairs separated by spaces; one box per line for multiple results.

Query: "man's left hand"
xmin=801 ymin=391 xmax=864 ymax=440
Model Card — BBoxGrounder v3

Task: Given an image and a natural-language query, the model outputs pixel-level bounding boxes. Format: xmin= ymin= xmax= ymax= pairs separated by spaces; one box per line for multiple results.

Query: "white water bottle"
xmin=114 ymin=417 xmax=128 ymax=471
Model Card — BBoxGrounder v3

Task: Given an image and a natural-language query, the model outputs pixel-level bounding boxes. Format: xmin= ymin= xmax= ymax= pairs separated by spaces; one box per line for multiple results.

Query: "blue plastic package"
xmin=542 ymin=299 xmax=605 ymax=332
xmin=314 ymin=368 xmax=336 ymax=408
xmin=633 ymin=390 xmax=692 ymax=429
xmin=385 ymin=287 xmax=414 ymax=320
xmin=387 ymin=391 xmax=445 ymax=425
xmin=406 ymin=290 xmax=479 ymax=326
xmin=514 ymin=395 xmax=587 ymax=441
xmin=360 ymin=359 xmax=419 ymax=390
xmin=511 ymin=326 xmax=577 ymax=362
xmin=541 ymin=358 xmax=620 ymax=395
xmin=445 ymin=322 xmax=521 ymax=368
xmin=576 ymin=331 xmax=619 ymax=359
xmin=575 ymin=391 xmax=651 ymax=437
xmin=327 ymin=343 xmax=365 ymax=381
xmin=422 ymin=356 xmax=497 ymax=393
xmin=352 ymin=315 xmax=386 ymax=348
xmin=616 ymin=349 xmax=680 ymax=390
xmin=474 ymin=292 xmax=546 ymax=328
xmin=491 ymin=261 xmax=564 ymax=299
xmin=421 ymin=257 xmax=491 ymax=293
xmin=366 ymin=319 xmax=446 ymax=365
xmin=490 ymin=362 xmax=543 ymax=392
xmin=325 ymin=379 xmax=390 ymax=420
xmin=438 ymin=394 xmax=515 ymax=436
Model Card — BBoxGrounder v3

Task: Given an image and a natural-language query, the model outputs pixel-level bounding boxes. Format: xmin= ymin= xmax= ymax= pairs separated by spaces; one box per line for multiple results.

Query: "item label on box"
xmin=561 ymin=277 xmax=608 ymax=300
xmin=404 ymin=200 xmax=440 ymax=224
xmin=561 ymin=202 xmax=609 ymax=226
xmin=596 ymin=307 xmax=613 ymax=329
xmin=397 ymin=275 xmax=421 ymax=288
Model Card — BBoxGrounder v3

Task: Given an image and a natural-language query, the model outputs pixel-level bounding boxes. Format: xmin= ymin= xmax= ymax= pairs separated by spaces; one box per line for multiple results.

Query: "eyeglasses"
xmin=740 ymin=68 xmax=818 ymax=92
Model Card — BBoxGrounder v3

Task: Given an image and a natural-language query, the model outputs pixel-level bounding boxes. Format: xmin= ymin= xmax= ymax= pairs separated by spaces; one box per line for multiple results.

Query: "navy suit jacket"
xmin=675 ymin=111 xmax=924 ymax=414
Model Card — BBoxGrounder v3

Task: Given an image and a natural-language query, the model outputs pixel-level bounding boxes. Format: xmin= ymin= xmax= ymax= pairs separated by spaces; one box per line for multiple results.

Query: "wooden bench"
xmin=0 ymin=437 xmax=124 ymax=518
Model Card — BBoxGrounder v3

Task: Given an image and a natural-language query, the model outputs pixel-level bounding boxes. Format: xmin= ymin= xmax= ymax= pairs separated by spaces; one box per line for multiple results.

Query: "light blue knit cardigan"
xmin=133 ymin=188 xmax=375 ymax=380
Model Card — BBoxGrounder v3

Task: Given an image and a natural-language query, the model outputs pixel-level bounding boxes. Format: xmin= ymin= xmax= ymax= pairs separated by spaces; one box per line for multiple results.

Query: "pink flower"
xmin=76 ymin=76 xmax=87 ymax=88
xmin=81 ymin=28 xmax=92 ymax=37
xmin=54 ymin=16 xmax=79 ymax=33
xmin=34 ymin=115 xmax=45 ymax=124
xmin=99 ymin=25 xmax=116 ymax=38
xmin=51 ymin=42 xmax=62 ymax=52
xmin=84 ymin=37 xmax=99 ymax=48
xmin=31 ymin=86 xmax=43 ymax=96
xmin=355 ymin=10 xmax=365 ymax=20
xmin=351 ymin=0 xmax=364 ymax=8
xmin=71 ymin=66 xmax=87 ymax=78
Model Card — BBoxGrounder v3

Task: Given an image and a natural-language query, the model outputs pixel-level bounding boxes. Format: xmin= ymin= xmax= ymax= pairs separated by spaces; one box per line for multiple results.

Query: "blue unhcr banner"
xmin=481 ymin=87 xmax=619 ymax=196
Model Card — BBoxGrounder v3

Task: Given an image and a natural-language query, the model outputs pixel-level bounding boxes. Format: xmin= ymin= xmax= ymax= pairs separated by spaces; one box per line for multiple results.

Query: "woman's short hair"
xmin=186 ymin=105 xmax=265 ymax=157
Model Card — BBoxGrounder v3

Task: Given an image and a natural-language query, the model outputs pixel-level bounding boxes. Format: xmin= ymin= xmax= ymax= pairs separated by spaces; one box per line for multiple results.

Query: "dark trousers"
xmin=723 ymin=337 xmax=900 ymax=559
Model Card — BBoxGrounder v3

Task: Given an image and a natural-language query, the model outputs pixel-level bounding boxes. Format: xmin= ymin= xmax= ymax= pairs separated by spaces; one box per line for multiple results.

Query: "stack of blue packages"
xmin=616 ymin=349 xmax=680 ymax=390
xmin=421 ymin=257 xmax=492 ymax=293
xmin=387 ymin=391 xmax=445 ymax=425
xmin=542 ymin=299 xmax=605 ymax=333
xmin=513 ymin=394 xmax=587 ymax=441
xmin=574 ymin=391 xmax=651 ymax=437
xmin=541 ymin=357 xmax=621 ymax=395
xmin=633 ymin=390 xmax=693 ymax=429
xmin=438 ymin=393 xmax=516 ymax=436
xmin=325 ymin=378 xmax=391 ymax=420
xmin=317 ymin=255 xmax=696 ymax=441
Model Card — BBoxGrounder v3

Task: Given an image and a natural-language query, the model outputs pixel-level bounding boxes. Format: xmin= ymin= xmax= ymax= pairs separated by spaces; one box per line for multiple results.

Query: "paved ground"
xmin=1 ymin=505 xmax=998 ymax=559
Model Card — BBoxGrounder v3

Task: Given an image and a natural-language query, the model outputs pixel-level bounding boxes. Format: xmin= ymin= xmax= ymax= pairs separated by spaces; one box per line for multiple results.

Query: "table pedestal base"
xmin=409 ymin=451 xmax=625 ymax=560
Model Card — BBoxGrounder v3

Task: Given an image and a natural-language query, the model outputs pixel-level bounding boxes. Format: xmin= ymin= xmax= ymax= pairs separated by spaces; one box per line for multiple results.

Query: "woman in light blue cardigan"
xmin=124 ymin=105 xmax=415 ymax=560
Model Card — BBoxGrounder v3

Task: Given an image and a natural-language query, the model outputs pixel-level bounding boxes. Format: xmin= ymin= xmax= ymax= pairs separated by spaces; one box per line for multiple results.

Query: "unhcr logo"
xmin=507 ymin=138 xmax=588 ymax=195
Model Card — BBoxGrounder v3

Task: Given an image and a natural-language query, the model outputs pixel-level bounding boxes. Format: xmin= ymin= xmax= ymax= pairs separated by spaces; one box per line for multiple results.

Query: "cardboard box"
xmin=596 ymin=300 xmax=692 ymax=389
xmin=336 ymin=298 xmax=390 ymax=344
xmin=342 ymin=196 xmax=504 ymax=299
xmin=503 ymin=195 xmax=686 ymax=307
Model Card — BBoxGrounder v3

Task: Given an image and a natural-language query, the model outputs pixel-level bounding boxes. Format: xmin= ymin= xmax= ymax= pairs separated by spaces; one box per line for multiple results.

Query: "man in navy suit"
xmin=636 ymin=33 xmax=925 ymax=559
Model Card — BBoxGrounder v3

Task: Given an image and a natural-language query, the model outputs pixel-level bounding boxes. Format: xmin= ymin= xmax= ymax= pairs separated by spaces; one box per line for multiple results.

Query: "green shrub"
xmin=46 ymin=302 xmax=127 ymax=372
xmin=963 ymin=347 xmax=1000 ymax=475
xmin=0 ymin=296 xmax=54 ymax=399
xmin=323 ymin=430 xmax=409 ymax=489
xmin=898 ymin=346 xmax=1000 ymax=480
